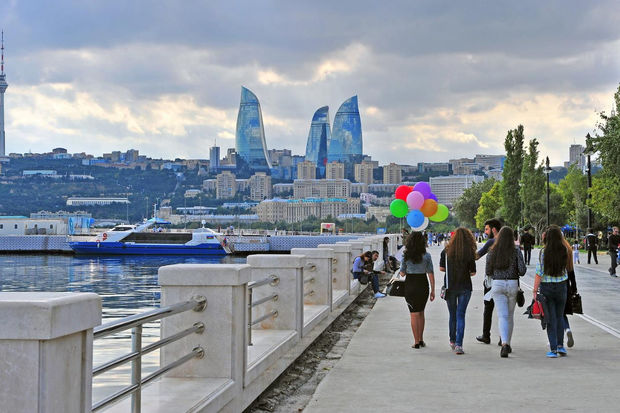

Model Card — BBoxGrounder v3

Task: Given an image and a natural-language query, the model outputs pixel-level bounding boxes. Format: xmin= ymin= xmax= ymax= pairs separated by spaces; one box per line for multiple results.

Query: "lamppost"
xmin=585 ymin=133 xmax=594 ymax=229
xmin=543 ymin=156 xmax=552 ymax=227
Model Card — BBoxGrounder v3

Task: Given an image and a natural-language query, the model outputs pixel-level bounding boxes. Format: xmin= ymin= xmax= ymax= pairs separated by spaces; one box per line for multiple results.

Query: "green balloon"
xmin=390 ymin=199 xmax=409 ymax=218
xmin=429 ymin=204 xmax=449 ymax=222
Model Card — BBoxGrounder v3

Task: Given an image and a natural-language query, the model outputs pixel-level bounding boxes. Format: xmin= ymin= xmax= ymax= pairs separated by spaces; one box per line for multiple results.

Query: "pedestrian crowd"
xmin=360 ymin=220 xmax=618 ymax=358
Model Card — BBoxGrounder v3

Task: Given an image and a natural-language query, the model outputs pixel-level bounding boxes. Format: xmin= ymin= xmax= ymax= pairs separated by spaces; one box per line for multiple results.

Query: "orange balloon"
xmin=420 ymin=199 xmax=438 ymax=217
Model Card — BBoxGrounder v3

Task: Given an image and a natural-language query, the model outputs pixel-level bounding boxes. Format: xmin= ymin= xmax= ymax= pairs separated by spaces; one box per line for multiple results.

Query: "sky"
xmin=1 ymin=0 xmax=619 ymax=166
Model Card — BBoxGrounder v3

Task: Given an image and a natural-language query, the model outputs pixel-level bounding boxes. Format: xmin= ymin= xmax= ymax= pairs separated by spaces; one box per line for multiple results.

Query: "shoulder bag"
xmin=515 ymin=249 xmax=525 ymax=307
xmin=571 ymin=292 xmax=583 ymax=314
xmin=386 ymin=279 xmax=406 ymax=297
xmin=441 ymin=254 xmax=448 ymax=300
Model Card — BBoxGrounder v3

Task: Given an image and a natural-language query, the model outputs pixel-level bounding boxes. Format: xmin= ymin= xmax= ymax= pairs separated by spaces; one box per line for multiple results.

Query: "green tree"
xmin=557 ymin=164 xmax=588 ymax=230
xmin=453 ymin=178 xmax=496 ymax=228
xmin=520 ymin=139 xmax=546 ymax=231
xmin=588 ymin=84 xmax=620 ymax=222
xmin=500 ymin=125 xmax=525 ymax=227
xmin=475 ymin=181 xmax=501 ymax=228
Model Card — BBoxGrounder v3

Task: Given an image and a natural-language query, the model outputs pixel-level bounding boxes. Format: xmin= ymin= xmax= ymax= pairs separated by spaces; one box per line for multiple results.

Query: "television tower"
xmin=0 ymin=31 xmax=8 ymax=157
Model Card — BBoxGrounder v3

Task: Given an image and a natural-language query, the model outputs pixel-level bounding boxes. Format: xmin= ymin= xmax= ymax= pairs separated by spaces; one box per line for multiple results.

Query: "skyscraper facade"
xmin=304 ymin=106 xmax=330 ymax=178
xmin=0 ymin=32 xmax=8 ymax=157
xmin=235 ymin=86 xmax=272 ymax=170
xmin=328 ymin=95 xmax=362 ymax=164
xmin=209 ymin=145 xmax=220 ymax=172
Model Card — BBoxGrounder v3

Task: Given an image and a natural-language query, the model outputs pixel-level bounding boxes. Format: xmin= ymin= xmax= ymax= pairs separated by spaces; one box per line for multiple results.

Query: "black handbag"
xmin=571 ymin=293 xmax=583 ymax=314
xmin=386 ymin=280 xmax=406 ymax=297
xmin=516 ymin=250 xmax=525 ymax=307
xmin=359 ymin=273 xmax=370 ymax=285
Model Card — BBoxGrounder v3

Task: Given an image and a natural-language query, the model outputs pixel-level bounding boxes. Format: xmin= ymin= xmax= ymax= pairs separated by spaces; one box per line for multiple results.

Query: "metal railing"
xmin=247 ymin=275 xmax=279 ymax=346
xmin=92 ymin=296 xmax=207 ymax=413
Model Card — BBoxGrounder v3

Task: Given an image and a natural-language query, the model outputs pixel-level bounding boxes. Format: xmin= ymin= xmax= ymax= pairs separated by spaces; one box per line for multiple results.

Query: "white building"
xmin=257 ymin=197 xmax=360 ymax=223
xmin=296 ymin=160 xmax=317 ymax=180
xmin=382 ymin=163 xmax=402 ymax=184
xmin=0 ymin=217 xmax=67 ymax=235
xmin=66 ymin=197 xmax=130 ymax=206
xmin=216 ymin=171 xmax=236 ymax=199
xmin=429 ymin=175 xmax=485 ymax=206
xmin=354 ymin=161 xmax=374 ymax=185
xmin=325 ymin=161 xmax=345 ymax=179
xmin=248 ymin=172 xmax=272 ymax=201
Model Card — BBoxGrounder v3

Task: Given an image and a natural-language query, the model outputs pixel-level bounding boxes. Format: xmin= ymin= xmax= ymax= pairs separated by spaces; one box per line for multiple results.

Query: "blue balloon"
xmin=406 ymin=210 xmax=425 ymax=228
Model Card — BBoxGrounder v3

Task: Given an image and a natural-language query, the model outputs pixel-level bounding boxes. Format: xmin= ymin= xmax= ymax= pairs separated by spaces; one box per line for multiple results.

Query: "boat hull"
xmin=69 ymin=241 xmax=228 ymax=255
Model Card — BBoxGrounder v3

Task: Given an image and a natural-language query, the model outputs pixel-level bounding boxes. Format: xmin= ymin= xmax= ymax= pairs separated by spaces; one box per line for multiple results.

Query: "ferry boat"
xmin=68 ymin=218 xmax=230 ymax=255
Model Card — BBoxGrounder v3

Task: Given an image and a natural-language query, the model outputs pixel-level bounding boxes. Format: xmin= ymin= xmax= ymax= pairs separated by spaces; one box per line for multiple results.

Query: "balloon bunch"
xmin=389 ymin=182 xmax=449 ymax=231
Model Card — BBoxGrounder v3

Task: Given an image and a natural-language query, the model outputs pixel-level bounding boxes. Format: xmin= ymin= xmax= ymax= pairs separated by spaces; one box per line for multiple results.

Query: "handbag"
xmin=386 ymin=280 xmax=406 ymax=297
xmin=441 ymin=253 xmax=449 ymax=300
xmin=531 ymin=299 xmax=544 ymax=319
xmin=359 ymin=272 xmax=370 ymax=285
xmin=571 ymin=292 xmax=583 ymax=314
xmin=515 ymin=249 xmax=525 ymax=307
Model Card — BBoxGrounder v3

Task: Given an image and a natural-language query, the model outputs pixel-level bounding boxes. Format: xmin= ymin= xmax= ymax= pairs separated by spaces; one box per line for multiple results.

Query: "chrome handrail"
xmin=247 ymin=276 xmax=279 ymax=346
xmin=250 ymin=310 xmax=278 ymax=326
xmin=94 ymin=296 xmax=207 ymax=339
xmin=92 ymin=296 xmax=206 ymax=413
xmin=251 ymin=293 xmax=278 ymax=308
xmin=248 ymin=275 xmax=279 ymax=289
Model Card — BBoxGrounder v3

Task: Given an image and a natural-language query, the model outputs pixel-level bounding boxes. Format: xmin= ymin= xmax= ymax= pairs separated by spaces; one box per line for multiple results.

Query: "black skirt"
xmin=404 ymin=273 xmax=429 ymax=313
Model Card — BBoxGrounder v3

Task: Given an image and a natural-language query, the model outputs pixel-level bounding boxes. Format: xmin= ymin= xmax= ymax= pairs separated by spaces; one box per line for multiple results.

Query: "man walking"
xmin=520 ymin=229 xmax=535 ymax=265
xmin=584 ymin=228 xmax=599 ymax=265
xmin=476 ymin=218 xmax=502 ymax=345
xmin=609 ymin=227 xmax=620 ymax=277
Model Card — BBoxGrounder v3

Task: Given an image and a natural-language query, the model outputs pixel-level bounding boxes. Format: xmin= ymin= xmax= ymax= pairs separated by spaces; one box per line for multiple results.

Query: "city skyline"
xmin=1 ymin=2 xmax=619 ymax=165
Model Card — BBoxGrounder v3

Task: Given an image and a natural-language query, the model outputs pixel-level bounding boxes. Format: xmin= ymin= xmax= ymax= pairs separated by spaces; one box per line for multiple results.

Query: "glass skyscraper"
xmin=304 ymin=106 xmax=330 ymax=178
xmin=235 ymin=86 xmax=272 ymax=169
xmin=328 ymin=95 xmax=362 ymax=164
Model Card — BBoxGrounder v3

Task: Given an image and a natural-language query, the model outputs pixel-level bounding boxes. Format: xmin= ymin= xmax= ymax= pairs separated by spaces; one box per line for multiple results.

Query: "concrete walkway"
xmin=305 ymin=246 xmax=620 ymax=412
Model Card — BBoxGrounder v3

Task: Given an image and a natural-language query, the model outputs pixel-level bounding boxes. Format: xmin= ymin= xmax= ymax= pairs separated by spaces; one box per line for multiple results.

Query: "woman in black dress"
xmin=399 ymin=232 xmax=435 ymax=348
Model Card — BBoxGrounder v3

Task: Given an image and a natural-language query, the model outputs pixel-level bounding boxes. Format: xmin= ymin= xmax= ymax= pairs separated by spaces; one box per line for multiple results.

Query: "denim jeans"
xmin=371 ymin=273 xmax=380 ymax=293
xmin=540 ymin=281 xmax=568 ymax=351
xmin=445 ymin=289 xmax=472 ymax=346
xmin=491 ymin=279 xmax=519 ymax=345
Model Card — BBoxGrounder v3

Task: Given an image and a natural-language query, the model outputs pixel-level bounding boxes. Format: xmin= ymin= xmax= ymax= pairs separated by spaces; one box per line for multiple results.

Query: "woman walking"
xmin=533 ymin=225 xmax=570 ymax=358
xmin=399 ymin=232 xmax=435 ymax=349
xmin=486 ymin=227 xmax=526 ymax=357
xmin=439 ymin=227 xmax=477 ymax=355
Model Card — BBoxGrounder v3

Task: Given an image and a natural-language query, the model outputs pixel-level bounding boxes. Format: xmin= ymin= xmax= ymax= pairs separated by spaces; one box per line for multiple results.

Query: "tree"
xmin=453 ymin=178 xmax=496 ymax=228
xmin=520 ymin=139 xmax=546 ymax=230
xmin=475 ymin=181 xmax=502 ymax=228
xmin=588 ymin=84 xmax=620 ymax=222
xmin=557 ymin=164 xmax=588 ymax=230
xmin=500 ymin=125 xmax=525 ymax=227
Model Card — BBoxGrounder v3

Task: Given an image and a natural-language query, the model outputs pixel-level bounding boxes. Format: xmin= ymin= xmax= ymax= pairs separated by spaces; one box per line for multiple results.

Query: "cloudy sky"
xmin=1 ymin=1 xmax=619 ymax=165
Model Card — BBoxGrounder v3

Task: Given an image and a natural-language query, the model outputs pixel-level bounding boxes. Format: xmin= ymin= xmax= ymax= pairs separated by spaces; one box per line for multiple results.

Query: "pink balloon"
xmin=406 ymin=191 xmax=424 ymax=210
xmin=413 ymin=182 xmax=432 ymax=199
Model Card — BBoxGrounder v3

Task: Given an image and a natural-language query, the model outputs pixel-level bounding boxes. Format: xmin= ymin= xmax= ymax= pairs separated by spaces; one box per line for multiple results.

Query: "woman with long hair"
xmin=399 ymin=232 xmax=435 ymax=348
xmin=352 ymin=251 xmax=372 ymax=282
xmin=533 ymin=225 xmax=570 ymax=357
xmin=486 ymin=226 xmax=526 ymax=358
xmin=439 ymin=227 xmax=476 ymax=355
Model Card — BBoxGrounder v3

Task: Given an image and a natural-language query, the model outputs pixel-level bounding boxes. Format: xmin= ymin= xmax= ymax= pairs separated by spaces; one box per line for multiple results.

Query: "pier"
xmin=2 ymin=238 xmax=620 ymax=412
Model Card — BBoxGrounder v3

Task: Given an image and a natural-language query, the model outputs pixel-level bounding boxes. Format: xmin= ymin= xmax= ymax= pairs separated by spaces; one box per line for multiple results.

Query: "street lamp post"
xmin=585 ymin=133 xmax=593 ymax=229
xmin=543 ymin=156 xmax=552 ymax=227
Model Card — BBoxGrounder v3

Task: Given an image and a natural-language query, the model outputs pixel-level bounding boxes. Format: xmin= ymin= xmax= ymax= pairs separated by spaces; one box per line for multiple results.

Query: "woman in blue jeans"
xmin=439 ymin=227 xmax=476 ymax=355
xmin=486 ymin=226 xmax=526 ymax=358
xmin=533 ymin=225 xmax=569 ymax=358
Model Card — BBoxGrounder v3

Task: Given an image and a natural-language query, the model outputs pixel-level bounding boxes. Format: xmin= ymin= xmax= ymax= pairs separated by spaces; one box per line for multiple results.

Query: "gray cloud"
xmin=1 ymin=1 xmax=619 ymax=165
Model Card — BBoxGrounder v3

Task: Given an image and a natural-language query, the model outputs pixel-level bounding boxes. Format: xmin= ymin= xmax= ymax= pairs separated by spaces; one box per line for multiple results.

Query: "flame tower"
xmin=0 ymin=31 xmax=7 ymax=157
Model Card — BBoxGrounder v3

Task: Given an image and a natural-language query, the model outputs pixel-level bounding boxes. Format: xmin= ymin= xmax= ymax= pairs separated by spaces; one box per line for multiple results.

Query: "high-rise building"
xmin=305 ymin=106 xmax=330 ymax=177
xmin=248 ymin=172 xmax=272 ymax=201
xmin=296 ymin=160 xmax=316 ymax=180
xmin=430 ymin=175 xmax=485 ymax=207
xmin=383 ymin=163 xmax=402 ymax=184
xmin=354 ymin=161 xmax=374 ymax=185
xmin=209 ymin=145 xmax=220 ymax=172
xmin=326 ymin=161 xmax=345 ymax=179
xmin=235 ymin=86 xmax=271 ymax=170
xmin=568 ymin=144 xmax=585 ymax=170
xmin=328 ymin=96 xmax=362 ymax=165
xmin=216 ymin=171 xmax=237 ymax=199
xmin=0 ymin=32 xmax=8 ymax=157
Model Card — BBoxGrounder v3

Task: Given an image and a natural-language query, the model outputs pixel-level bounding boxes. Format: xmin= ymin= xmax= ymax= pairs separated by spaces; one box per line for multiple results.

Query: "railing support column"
xmin=0 ymin=292 xmax=101 ymax=413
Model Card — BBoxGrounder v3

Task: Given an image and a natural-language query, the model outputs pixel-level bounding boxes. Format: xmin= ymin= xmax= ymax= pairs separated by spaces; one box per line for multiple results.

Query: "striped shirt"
xmin=536 ymin=251 xmax=568 ymax=283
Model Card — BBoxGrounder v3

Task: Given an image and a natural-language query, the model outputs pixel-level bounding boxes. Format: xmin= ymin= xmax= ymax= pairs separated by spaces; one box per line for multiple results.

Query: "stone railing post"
xmin=158 ymin=264 xmax=250 ymax=388
xmin=0 ymin=292 xmax=101 ymax=413
xmin=318 ymin=243 xmax=352 ymax=294
xmin=291 ymin=248 xmax=333 ymax=310
xmin=246 ymin=255 xmax=305 ymax=334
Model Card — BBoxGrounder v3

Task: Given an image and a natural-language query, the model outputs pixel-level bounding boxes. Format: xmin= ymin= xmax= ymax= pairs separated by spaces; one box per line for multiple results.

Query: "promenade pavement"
xmin=304 ymin=245 xmax=620 ymax=412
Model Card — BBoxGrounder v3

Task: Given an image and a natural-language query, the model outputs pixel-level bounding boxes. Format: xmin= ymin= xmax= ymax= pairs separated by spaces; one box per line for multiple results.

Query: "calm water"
xmin=0 ymin=253 xmax=246 ymax=404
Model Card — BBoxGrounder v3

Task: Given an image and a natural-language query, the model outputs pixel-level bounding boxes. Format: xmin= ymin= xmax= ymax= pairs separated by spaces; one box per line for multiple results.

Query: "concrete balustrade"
xmin=0 ymin=234 xmax=388 ymax=413
xmin=0 ymin=292 xmax=101 ymax=413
